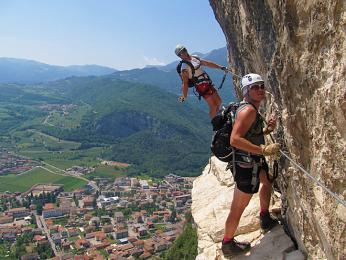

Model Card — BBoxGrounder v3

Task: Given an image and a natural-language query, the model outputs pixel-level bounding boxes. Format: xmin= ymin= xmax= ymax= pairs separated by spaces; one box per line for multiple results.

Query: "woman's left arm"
xmin=200 ymin=59 xmax=225 ymax=70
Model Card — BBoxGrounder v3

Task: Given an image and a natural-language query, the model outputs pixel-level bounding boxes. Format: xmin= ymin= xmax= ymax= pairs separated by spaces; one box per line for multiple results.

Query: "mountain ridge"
xmin=0 ymin=47 xmax=236 ymax=103
xmin=0 ymin=57 xmax=117 ymax=84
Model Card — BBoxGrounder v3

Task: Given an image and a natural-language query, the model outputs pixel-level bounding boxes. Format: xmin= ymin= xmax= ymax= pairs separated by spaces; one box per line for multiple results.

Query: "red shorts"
xmin=195 ymin=82 xmax=216 ymax=99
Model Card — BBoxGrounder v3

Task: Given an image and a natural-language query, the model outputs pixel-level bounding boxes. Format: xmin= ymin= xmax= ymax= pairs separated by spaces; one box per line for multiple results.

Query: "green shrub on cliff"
xmin=162 ymin=213 xmax=198 ymax=260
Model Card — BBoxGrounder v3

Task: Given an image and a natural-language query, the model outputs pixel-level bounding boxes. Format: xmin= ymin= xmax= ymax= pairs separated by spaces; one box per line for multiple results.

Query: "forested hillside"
xmin=4 ymin=75 xmax=212 ymax=177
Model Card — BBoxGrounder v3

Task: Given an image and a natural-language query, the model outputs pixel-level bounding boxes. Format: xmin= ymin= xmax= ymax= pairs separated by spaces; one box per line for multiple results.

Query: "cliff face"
xmin=192 ymin=1 xmax=345 ymax=259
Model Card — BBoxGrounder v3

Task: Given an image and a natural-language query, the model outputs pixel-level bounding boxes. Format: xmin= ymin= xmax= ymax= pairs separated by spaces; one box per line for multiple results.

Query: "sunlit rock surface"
xmin=192 ymin=157 xmax=301 ymax=259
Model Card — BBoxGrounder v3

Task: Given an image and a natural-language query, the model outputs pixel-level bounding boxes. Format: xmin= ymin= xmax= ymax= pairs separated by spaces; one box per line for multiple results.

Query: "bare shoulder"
xmin=236 ymin=104 xmax=257 ymax=122
xmin=181 ymin=69 xmax=189 ymax=75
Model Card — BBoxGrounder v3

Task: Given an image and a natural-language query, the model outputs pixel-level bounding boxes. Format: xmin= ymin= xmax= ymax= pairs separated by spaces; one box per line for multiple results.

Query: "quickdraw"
xmin=218 ymin=71 xmax=228 ymax=90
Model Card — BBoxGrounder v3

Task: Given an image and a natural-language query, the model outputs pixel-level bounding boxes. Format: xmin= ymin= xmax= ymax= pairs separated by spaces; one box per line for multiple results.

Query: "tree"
xmin=36 ymin=204 xmax=43 ymax=215
xmin=31 ymin=216 xmax=37 ymax=226
xmin=37 ymin=242 xmax=53 ymax=259
xmin=73 ymin=193 xmax=79 ymax=207
xmin=10 ymin=233 xmax=33 ymax=259
xmin=169 ymin=209 xmax=177 ymax=224
xmin=92 ymin=196 xmax=97 ymax=209
xmin=162 ymin=221 xmax=197 ymax=260
xmin=46 ymin=192 xmax=52 ymax=203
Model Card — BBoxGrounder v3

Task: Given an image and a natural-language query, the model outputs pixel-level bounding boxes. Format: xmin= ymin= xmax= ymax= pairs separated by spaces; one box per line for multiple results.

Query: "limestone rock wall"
xmin=197 ymin=1 xmax=346 ymax=259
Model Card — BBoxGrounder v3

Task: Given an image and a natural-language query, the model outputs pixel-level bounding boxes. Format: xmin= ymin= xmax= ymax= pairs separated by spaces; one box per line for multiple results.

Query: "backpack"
xmin=210 ymin=102 xmax=256 ymax=162
xmin=176 ymin=56 xmax=201 ymax=88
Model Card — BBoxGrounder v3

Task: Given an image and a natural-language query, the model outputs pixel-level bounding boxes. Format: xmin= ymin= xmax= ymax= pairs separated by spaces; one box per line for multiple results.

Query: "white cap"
xmin=175 ymin=44 xmax=187 ymax=56
xmin=241 ymin=73 xmax=264 ymax=94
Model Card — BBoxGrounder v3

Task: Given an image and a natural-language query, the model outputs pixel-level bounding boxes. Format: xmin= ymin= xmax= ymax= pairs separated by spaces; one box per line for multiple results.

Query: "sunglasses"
xmin=178 ymin=49 xmax=187 ymax=57
xmin=249 ymin=83 xmax=265 ymax=90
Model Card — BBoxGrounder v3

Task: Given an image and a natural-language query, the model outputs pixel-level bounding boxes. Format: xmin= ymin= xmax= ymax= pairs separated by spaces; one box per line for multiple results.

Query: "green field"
xmin=52 ymin=216 xmax=69 ymax=226
xmin=47 ymin=104 xmax=91 ymax=128
xmin=17 ymin=146 xmax=127 ymax=180
xmin=19 ymin=147 xmax=102 ymax=167
xmin=42 ymin=162 xmax=124 ymax=180
xmin=0 ymin=167 xmax=87 ymax=193
xmin=86 ymin=165 xmax=125 ymax=179
xmin=13 ymin=129 xmax=80 ymax=151
xmin=0 ymin=107 xmax=11 ymax=119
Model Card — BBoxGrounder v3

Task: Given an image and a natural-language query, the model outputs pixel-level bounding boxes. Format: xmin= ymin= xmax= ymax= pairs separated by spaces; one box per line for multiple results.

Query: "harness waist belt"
xmin=196 ymin=73 xmax=210 ymax=81
xmin=234 ymin=152 xmax=264 ymax=164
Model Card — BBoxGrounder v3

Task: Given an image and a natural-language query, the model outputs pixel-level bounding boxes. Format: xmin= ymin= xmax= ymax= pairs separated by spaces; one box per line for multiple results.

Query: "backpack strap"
xmin=236 ymin=102 xmax=257 ymax=114
xmin=176 ymin=60 xmax=199 ymax=90
xmin=177 ymin=56 xmax=211 ymax=97
xmin=176 ymin=61 xmax=183 ymax=74
xmin=176 ymin=60 xmax=195 ymax=76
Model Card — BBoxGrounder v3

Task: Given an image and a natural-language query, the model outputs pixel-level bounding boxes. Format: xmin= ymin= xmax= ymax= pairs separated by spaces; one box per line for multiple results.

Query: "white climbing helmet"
xmin=241 ymin=73 xmax=264 ymax=94
xmin=175 ymin=44 xmax=187 ymax=56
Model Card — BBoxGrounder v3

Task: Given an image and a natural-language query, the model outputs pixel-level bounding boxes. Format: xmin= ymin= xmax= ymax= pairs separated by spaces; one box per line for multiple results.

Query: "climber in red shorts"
xmin=175 ymin=44 xmax=227 ymax=119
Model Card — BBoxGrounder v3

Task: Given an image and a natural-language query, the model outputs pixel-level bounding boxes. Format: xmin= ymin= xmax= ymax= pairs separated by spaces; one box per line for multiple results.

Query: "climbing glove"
xmin=261 ymin=143 xmax=281 ymax=156
xmin=178 ymin=96 xmax=186 ymax=103
xmin=263 ymin=126 xmax=274 ymax=135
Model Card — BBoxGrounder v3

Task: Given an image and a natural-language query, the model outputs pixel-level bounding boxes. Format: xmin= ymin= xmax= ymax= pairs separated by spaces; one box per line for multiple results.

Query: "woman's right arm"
xmin=180 ymin=69 xmax=189 ymax=98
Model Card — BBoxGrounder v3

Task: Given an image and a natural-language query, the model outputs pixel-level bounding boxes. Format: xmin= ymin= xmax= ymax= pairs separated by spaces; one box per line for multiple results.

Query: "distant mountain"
xmin=0 ymin=57 xmax=117 ymax=84
xmin=0 ymin=47 xmax=236 ymax=102
xmin=110 ymin=67 xmax=178 ymax=92
xmin=111 ymin=47 xmax=236 ymax=103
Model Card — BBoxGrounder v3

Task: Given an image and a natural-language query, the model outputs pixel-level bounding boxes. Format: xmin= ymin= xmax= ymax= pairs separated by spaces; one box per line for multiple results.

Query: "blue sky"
xmin=0 ymin=0 xmax=226 ymax=70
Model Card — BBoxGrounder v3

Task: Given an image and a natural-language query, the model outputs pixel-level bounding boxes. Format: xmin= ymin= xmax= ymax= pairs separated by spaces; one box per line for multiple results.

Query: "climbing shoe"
xmin=221 ymin=238 xmax=251 ymax=257
xmin=260 ymin=212 xmax=278 ymax=232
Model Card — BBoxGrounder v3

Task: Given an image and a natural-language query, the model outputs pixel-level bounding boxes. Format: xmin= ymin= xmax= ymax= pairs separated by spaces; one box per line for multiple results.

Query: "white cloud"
xmin=142 ymin=56 xmax=166 ymax=66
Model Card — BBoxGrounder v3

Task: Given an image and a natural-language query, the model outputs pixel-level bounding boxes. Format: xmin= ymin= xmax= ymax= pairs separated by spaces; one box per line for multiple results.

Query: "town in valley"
xmin=0 ymin=153 xmax=194 ymax=260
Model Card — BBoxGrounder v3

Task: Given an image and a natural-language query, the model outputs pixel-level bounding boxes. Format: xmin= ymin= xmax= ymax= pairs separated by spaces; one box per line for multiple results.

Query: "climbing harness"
xmin=198 ymin=69 xmax=228 ymax=100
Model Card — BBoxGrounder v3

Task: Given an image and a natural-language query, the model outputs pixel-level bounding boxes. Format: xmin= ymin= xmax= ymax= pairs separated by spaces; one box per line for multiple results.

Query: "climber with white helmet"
xmin=175 ymin=44 xmax=227 ymax=119
xmin=221 ymin=73 xmax=281 ymax=257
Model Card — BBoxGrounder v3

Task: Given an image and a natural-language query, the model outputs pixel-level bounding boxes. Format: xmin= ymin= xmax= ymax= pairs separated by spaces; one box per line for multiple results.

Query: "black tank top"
xmin=235 ymin=103 xmax=265 ymax=156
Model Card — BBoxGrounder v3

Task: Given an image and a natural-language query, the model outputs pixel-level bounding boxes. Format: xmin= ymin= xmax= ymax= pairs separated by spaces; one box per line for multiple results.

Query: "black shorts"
xmin=232 ymin=160 xmax=269 ymax=194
